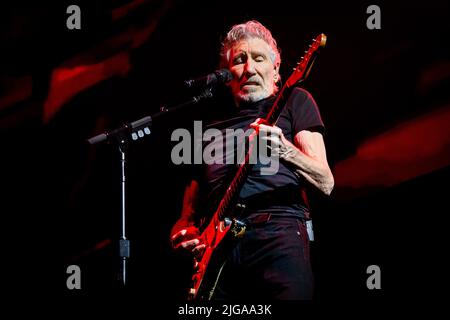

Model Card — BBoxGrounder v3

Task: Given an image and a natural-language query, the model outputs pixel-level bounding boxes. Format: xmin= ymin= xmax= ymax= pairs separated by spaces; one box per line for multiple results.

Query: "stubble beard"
xmin=237 ymin=87 xmax=271 ymax=103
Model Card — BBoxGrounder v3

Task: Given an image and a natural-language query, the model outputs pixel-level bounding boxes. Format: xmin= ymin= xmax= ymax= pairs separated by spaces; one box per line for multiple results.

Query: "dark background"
xmin=1 ymin=0 xmax=449 ymax=311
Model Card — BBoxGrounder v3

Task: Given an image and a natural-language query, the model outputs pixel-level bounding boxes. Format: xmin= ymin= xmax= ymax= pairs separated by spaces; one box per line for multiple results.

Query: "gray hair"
xmin=219 ymin=20 xmax=281 ymax=69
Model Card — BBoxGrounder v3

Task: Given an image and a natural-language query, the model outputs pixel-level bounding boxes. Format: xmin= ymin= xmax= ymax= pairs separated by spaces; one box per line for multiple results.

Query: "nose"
xmin=243 ymin=59 xmax=256 ymax=76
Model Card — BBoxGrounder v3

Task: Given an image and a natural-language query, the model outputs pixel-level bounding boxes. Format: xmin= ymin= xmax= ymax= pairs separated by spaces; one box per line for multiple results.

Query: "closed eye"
xmin=232 ymin=53 xmax=246 ymax=65
xmin=254 ymin=55 xmax=265 ymax=62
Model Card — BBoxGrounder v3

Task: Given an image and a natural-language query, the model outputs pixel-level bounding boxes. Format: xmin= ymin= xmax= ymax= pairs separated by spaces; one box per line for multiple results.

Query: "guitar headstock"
xmin=285 ymin=33 xmax=327 ymax=87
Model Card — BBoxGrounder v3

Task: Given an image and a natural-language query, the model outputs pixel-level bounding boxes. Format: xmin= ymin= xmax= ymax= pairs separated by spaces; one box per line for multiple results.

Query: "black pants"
xmin=213 ymin=215 xmax=313 ymax=300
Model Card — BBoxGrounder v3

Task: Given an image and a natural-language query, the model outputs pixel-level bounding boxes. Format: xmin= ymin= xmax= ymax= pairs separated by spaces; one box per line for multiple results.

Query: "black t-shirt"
xmin=193 ymin=87 xmax=324 ymax=220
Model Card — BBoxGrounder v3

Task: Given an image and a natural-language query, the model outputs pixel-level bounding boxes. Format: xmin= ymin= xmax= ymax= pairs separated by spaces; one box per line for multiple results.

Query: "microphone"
xmin=184 ymin=69 xmax=233 ymax=88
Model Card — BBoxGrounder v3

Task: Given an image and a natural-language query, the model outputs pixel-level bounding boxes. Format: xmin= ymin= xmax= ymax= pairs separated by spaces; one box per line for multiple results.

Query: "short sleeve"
xmin=287 ymin=87 xmax=325 ymax=136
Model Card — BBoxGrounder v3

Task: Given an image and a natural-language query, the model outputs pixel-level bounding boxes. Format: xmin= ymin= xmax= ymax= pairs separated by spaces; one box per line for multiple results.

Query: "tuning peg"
xmin=312 ymin=38 xmax=316 ymax=42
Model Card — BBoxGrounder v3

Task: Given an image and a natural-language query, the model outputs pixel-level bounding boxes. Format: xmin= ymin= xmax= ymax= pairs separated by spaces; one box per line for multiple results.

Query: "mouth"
xmin=241 ymin=81 xmax=260 ymax=88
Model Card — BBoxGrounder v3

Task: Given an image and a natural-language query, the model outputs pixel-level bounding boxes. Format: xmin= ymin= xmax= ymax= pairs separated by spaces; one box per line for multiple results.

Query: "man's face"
xmin=227 ymin=37 xmax=279 ymax=104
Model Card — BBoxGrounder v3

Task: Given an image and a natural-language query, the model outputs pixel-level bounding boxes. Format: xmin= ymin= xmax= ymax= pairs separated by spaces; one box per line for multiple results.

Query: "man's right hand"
xmin=171 ymin=226 xmax=206 ymax=257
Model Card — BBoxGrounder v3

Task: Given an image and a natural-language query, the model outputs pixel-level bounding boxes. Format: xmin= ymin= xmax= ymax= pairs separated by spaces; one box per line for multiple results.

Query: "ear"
xmin=273 ymin=64 xmax=280 ymax=81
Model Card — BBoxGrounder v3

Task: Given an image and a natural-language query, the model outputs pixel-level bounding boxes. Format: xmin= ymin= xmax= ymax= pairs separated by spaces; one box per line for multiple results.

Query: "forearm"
xmin=280 ymin=138 xmax=334 ymax=195
xmin=171 ymin=180 xmax=200 ymax=236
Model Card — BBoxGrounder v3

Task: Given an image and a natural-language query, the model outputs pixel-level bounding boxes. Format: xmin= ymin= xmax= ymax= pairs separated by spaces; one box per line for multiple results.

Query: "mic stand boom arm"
xmin=86 ymin=87 xmax=213 ymax=288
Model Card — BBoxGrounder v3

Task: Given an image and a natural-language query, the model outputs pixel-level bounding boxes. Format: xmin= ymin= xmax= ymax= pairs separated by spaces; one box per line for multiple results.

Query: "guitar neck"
xmin=265 ymin=83 xmax=294 ymax=125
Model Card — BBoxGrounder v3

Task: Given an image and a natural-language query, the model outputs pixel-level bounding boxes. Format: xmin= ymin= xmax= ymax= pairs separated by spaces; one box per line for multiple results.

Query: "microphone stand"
xmin=87 ymin=88 xmax=213 ymax=288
